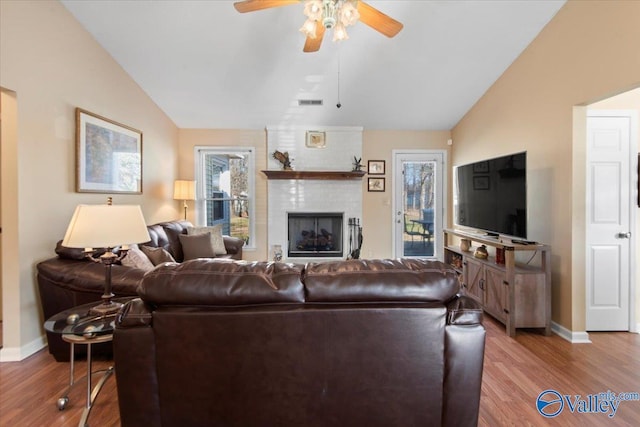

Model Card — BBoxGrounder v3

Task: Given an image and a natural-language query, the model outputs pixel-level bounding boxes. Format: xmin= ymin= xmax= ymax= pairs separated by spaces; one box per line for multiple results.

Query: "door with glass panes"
xmin=393 ymin=151 xmax=445 ymax=259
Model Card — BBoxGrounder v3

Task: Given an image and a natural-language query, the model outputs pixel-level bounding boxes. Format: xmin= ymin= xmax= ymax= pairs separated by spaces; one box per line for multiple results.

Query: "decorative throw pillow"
xmin=187 ymin=225 xmax=227 ymax=255
xmin=179 ymin=232 xmax=217 ymax=261
xmin=120 ymin=246 xmax=155 ymax=272
xmin=140 ymin=245 xmax=176 ymax=265
xmin=164 ymin=227 xmax=185 ymax=262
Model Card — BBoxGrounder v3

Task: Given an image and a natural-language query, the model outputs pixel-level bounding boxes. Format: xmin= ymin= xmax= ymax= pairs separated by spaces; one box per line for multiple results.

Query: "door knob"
xmin=616 ymin=232 xmax=631 ymax=239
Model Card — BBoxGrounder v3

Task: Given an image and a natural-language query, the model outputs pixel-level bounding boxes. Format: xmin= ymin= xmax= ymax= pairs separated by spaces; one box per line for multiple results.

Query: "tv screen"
xmin=455 ymin=152 xmax=527 ymax=239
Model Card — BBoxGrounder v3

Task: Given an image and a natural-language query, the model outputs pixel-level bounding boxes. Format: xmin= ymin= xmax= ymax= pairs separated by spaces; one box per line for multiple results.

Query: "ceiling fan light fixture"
xmin=303 ymin=0 xmax=323 ymax=21
xmin=234 ymin=0 xmax=403 ymax=52
xmin=300 ymin=18 xmax=317 ymax=38
xmin=339 ymin=1 xmax=359 ymax=26
xmin=323 ymin=15 xmax=337 ymax=30
xmin=322 ymin=0 xmax=337 ymax=29
xmin=301 ymin=0 xmax=359 ymax=42
xmin=332 ymin=22 xmax=348 ymax=42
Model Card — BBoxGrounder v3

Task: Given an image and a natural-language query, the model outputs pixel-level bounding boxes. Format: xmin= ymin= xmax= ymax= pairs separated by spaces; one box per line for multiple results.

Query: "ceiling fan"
xmin=233 ymin=0 xmax=403 ymax=52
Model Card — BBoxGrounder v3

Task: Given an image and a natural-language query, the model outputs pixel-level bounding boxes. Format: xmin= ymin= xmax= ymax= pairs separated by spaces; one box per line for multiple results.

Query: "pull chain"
xmin=336 ymin=50 xmax=342 ymax=108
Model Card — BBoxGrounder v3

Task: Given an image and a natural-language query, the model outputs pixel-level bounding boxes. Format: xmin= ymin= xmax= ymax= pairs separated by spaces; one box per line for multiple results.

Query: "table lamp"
xmin=173 ymin=180 xmax=196 ymax=220
xmin=62 ymin=200 xmax=151 ymax=315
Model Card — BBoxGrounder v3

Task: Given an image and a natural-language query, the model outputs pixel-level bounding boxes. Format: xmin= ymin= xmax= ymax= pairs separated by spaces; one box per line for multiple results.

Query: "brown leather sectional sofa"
xmin=114 ymin=258 xmax=485 ymax=427
xmin=36 ymin=220 xmax=244 ymax=361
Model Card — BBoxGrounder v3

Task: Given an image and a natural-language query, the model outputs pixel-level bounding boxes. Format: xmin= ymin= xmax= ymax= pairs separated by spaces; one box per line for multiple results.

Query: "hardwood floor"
xmin=479 ymin=317 xmax=640 ymax=426
xmin=0 ymin=351 xmax=119 ymax=426
xmin=1 ymin=316 xmax=639 ymax=426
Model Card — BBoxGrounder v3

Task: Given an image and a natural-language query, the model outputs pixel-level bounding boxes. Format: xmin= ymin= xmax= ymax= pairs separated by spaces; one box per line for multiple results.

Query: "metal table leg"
xmin=60 ymin=334 xmax=114 ymax=427
xmin=56 ymin=342 xmax=75 ymax=410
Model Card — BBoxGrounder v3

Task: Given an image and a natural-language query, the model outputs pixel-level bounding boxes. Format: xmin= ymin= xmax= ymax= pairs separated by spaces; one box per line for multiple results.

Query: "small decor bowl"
xmin=474 ymin=245 xmax=489 ymax=259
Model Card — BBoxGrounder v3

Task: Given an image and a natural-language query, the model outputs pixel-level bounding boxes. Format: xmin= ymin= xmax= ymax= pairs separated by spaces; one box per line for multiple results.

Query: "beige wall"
xmin=451 ymin=0 xmax=640 ymax=332
xmin=362 ymin=130 xmax=451 ymax=259
xmin=0 ymin=0 xmax=179 ymax=360
xmin=0 ymin=89 xmax=19 ymax=341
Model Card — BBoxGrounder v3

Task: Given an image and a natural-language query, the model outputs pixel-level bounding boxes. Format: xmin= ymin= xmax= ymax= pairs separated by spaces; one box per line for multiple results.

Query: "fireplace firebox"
xmin=288 ymin=213 xmax=343 ymax=258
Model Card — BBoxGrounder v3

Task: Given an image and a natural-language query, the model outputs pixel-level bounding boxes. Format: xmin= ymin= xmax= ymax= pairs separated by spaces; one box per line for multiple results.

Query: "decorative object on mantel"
xmin=368 ymin=160 xmax=385 ymax=175
xmin=262 ymin=170 xmax=365 ymax=180
xmin=352 ymin=157 xmax=363 ymax=172
xmin=347 ymin=217 xmax=363 ymax=259
xmin=460 ymin=238 xmax=471 ymax=252
xmin=272 ymin=150 xmax=293 ymax=170
xmin=474 ymin=244 xmax=489 ymax=259
xmin=306 ymin=131 xmax=326 ymax=148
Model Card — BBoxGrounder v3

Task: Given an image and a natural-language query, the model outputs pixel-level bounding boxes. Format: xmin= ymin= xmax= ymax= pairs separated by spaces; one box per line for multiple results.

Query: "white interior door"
xmin=392 ymin=150 xmax=446 ymax=259
xmin=586 ymin=112 xmax=635 ymax=331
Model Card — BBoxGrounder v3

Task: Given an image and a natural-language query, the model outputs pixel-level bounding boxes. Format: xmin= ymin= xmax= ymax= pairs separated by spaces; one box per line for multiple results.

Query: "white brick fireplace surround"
xmin=266 ymin=126 xmax=363 ymax=262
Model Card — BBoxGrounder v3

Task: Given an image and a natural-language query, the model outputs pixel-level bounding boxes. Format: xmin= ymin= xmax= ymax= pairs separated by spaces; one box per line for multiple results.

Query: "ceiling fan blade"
xmin=357 ymin=1 xmax=403 ymax=38
xmin=303 ymin=22 xmax=326 ymax=53
xmin=234 ymin=0 xmax=300 ymax=13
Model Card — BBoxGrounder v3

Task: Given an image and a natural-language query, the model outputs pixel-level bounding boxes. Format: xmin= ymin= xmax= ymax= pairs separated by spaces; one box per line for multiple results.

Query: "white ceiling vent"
xmin=298 ymin=99 xmax=323 ymax=106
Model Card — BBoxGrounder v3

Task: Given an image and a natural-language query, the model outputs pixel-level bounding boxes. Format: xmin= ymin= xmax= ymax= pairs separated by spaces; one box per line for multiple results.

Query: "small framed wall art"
xmin=368 ymin=160 xmax=385 ymax=175
xmin=368 ymin=177 xmax=385 ymax=192
xmin=306 ymin=131 xmax=326 ymax=148
xmin=76 ymin=108 xmax=143 ymax=194
xmin=472 ymin=161 xmax=489 ymax=174
xmin=473 ymin=176 xmax=490 ymax=190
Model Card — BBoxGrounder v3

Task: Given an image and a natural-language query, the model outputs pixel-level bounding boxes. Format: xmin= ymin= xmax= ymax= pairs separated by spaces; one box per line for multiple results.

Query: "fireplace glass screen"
xmin=288 ymin=213 xmax=343 ymax=257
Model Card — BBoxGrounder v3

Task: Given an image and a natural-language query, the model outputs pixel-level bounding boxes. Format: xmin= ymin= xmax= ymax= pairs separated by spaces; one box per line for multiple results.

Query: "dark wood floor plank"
xmin=1 ymin=315 xmax=639 ymax=426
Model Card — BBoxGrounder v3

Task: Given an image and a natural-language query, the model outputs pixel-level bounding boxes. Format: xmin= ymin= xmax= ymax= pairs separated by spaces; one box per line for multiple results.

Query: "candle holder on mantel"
xmin=271 ymin=244 xmax=283 ymax=262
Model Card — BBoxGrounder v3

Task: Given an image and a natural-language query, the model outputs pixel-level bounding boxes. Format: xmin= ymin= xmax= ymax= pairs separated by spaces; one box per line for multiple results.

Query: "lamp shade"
xmin=173 ymin=180 xmax=196 ymax=201
xmin=62 ymin=204 xmax=151 ymax=249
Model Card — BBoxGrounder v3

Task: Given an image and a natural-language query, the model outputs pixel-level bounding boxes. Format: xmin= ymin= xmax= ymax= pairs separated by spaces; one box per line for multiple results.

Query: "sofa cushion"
xmin=187 ymin=225 xmax=227 ymax=255
xmin=303 ymin=259 xmax=460 ymax=303
xmin=179 ymin=233 xmax=216 ymax=260
xmin=140 ymin=245 xmax=176 ymax=265
xmin=138 ymin=259 xmax=305 ymax=306
xmin=120 ymin=246 xmax=155 ymax=272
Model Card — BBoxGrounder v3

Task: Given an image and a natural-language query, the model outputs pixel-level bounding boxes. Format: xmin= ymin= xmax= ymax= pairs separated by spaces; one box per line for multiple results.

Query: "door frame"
xmin=586 ymin=110 xmax=637 ymax=332
xmin=391 ymin=149 xmax=447 ymax=259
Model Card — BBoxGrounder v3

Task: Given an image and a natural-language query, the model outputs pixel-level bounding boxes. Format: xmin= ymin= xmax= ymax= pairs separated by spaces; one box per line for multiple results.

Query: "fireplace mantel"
xmin=262 ymin=170 xmax=366 ymax=180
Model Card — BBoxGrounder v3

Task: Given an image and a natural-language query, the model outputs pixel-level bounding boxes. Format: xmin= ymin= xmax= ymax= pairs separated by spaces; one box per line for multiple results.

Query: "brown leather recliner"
xmin=36 ymin=220 xmax=244 ymax=361
xmin=114 ymin=258 xmax=485 ymax=427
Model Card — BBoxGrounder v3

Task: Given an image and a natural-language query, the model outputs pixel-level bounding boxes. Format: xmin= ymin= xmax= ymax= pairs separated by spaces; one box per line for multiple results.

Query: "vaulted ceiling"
xmin=61 ymin=0 xmax=565 ymax=130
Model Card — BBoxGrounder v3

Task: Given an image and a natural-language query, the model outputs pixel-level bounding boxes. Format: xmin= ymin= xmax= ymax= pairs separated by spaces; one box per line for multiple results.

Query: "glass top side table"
xmin=44 ymin=297 xmax=132 ymax=427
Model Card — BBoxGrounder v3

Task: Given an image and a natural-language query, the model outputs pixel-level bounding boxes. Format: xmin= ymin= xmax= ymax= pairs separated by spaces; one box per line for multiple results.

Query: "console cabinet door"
xmin=464 ymin=257 xmax=484 ymax=304
xmin=484 ymin=265 xmax=507 ymax=323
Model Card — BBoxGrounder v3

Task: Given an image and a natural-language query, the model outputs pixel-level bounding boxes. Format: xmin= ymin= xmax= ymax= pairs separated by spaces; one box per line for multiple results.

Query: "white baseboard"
xmin=551 ymin=321 xmax=592 ymax=343
xmin=0 ymin=335 xmax=47 ymax=362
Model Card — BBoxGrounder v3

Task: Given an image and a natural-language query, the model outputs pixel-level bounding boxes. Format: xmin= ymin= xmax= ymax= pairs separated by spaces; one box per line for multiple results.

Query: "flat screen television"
xmin=455 ymin=152 xmax=527 ymax=239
